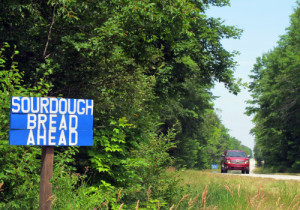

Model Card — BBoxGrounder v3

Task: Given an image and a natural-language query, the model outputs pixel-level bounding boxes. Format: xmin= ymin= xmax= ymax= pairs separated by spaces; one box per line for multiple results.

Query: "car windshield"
xmin=227 ymin=151 xmax=246 ymax=157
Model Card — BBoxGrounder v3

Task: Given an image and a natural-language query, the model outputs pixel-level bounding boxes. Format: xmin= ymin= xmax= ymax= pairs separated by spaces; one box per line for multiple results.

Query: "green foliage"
xmin=51 ymin=147 xmax=122 ymax=209
xmin=51 ymin=129 xmax=180 ymax=209
xmin=247 ymin=3 xmax=300 ymax=172
xmin=0 ymin=148 xmax=40 ymax=209
xmin=126 ymin=128 xmax=180 ymax=204
xmin=0 ymin=42 xmax=52 ymax=207
xmin=88 ymin=117 xmax=137 ymax=185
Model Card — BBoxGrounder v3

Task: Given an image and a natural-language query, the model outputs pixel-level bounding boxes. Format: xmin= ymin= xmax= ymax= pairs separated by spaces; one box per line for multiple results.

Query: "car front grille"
xmin=231 ymin=160 xmax=245 ymax=164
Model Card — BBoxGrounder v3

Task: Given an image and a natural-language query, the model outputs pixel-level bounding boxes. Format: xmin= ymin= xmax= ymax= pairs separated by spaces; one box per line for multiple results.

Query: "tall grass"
xmin=12 ymin=166 xmax=297 ymax=209
xmin=175 ymin=170 xmax=300 ymax=210
xmin=254 ymin=167 xmax=300 ymax=176
xmin=50 ymin=169 xmax=299 ymax=209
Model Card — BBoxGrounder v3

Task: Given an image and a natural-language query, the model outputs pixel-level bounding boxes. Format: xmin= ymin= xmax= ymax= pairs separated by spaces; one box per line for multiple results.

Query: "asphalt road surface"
xmin=221 ymin=159 xmax=300 ymax=181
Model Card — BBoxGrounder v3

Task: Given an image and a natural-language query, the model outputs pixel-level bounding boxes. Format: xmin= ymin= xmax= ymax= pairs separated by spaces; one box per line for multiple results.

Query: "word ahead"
xmin=9 ymin=97 xmax=93 ymax=146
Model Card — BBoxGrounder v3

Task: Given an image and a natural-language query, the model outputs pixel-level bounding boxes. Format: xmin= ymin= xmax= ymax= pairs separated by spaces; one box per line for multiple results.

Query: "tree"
xmin=247 ymin=2 xmax=300 ymax=172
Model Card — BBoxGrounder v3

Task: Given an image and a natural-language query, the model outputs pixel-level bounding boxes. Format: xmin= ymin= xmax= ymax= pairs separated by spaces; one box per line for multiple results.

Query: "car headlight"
xmin=245 ymin=160 xmax=249 ymax=164
xmin=226 ymin=160 xmax=231 ymax=163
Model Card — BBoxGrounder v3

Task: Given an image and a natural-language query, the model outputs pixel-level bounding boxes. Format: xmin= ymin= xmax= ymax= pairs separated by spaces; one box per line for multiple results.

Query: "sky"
xmin=206 ymin=0 xmax=297 ymax=150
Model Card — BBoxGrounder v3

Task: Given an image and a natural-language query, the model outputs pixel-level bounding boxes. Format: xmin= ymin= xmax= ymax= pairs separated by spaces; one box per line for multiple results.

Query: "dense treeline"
xmin=247 ymin=3 xmax=300 ymax=172
xmin=1 ymin=0 xmax=251 ymax=208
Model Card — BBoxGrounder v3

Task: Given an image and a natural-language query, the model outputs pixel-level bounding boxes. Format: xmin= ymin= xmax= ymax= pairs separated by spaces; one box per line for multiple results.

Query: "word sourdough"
xmin=9 ymin=97 xmax=93 ymax=146
xmin=11 ymin=97 xmax=93 ymax=115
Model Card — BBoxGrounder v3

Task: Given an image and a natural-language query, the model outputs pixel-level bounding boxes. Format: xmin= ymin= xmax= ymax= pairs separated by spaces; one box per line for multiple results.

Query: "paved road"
xmin=222 ymin=159 xmax=300 ymax=181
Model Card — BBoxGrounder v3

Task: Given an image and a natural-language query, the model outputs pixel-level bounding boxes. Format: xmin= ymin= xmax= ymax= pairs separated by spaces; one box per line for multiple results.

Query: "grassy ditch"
xmin=253 ymin=167 xmax=300 ymax=176
xmin=173 ymin=169 xmax=300 ymax=210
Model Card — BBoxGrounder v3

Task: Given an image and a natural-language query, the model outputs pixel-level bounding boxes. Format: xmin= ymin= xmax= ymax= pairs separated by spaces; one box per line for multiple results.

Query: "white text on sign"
xmin=9 ymin=97 xmax=93 ymax=146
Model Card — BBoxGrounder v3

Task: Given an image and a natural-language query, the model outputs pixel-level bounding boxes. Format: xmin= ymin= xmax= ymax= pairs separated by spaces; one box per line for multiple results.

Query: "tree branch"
xmin=43 ymin=4 xmax=57 ymax=59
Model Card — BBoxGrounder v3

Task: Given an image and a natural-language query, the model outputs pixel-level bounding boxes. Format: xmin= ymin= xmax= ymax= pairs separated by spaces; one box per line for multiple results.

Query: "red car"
xmin=221 ymin=150 xmax=250 ymax=174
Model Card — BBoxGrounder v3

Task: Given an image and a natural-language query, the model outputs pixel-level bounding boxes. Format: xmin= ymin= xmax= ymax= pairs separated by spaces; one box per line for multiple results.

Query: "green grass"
xmin=253 ymin=167 xmax=300 ymax=176
xmin=173 ymin=169 xmax=300 ymax=210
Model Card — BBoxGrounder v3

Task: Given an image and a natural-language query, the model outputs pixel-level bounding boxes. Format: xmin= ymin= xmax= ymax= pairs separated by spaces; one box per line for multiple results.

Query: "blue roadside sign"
xmin=9 ymin=97 xmax=93 ymax=146
xmin=211 ymin=164 xmax=218 ymax=169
